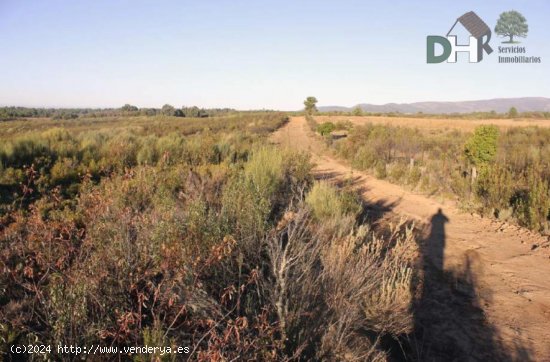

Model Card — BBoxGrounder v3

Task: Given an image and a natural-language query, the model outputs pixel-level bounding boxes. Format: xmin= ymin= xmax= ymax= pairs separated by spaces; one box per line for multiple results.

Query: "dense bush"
xmin=464 ymin=125 xmax=499 ymax=167
xmin=306 ymin=181 xmax=361 ymax=220
xmin=316 ymin=122 xmax=336 ymax=136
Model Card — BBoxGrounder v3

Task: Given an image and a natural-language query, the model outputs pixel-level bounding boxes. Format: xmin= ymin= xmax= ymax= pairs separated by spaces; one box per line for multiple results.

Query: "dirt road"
xmin=271 ymin=116 xmax=550 ymax=360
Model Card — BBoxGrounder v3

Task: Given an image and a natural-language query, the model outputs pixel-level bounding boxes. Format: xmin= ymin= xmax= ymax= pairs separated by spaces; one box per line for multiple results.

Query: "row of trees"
xmin=0 ymin=105 xmax=236 ymax=120
xmin=159 ymin=104 xmax=210 ymax=117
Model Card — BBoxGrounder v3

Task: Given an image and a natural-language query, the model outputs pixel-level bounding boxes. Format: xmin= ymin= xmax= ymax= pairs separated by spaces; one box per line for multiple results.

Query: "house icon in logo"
xmin=427 ymin=11 xmax=494 ymax=63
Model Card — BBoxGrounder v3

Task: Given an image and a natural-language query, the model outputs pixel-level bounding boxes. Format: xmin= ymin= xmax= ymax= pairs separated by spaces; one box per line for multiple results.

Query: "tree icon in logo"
xmin=495 ymin=10 xmax=528 ymax=43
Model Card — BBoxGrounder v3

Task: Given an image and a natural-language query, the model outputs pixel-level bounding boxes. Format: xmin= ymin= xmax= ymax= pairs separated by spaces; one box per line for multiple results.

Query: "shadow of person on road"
xmin=409 ymin=208 xmax=533 ymax=361
xmin=425 ymin=208 xmax=448 ymax=272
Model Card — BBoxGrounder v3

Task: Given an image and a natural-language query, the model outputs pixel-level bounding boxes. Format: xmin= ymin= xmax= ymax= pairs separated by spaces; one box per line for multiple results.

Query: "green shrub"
xmin=156 ymin=133 xmax=185 ymax=164
xmin=512 ymin=170 xmax=550 ymax=232
xmin=244 ymin=146 xmax=285 ymax=199
xmin=104 ymin=132 xmax=139 ymax=168
xmin=0 ymin=167 xmax=24 ymax=185
xmin=335 ymin=120 xmax=353 ymax=130
xmin=136 ymin=135 xmax=159 ymax=165
xmin=476 ymin=163 xmax=514 ymax=212
xmin=221 ymin=173 xmax=271 ymax=240
xmin=50 ymin=157 xmax=79 ymax=185
xmin=316 ymin=122 xmax=336 ymax=136
xmin=407 ymin=165 xmax=422 ymax=187
xmin=389 ymin=163 xmax=407 ymax=183
xmin=305 ymin=181 xmax=360 ymax=220
xmin=464 ymin=125 xmax=499 ymax=167
xmin=352 ymin=146 xmax=378 ymax=170
xmin=223 ymin=146 xmax=312 ymax=240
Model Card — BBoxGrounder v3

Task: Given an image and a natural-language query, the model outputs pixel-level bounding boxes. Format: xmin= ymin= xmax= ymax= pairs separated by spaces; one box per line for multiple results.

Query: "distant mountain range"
xmin=318 ymin=97 xmax=550 ymax=114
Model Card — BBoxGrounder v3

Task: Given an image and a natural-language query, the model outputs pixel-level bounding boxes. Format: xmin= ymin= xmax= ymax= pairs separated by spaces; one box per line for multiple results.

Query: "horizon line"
xmin=2 ymin=96 xmax=550 ymax=112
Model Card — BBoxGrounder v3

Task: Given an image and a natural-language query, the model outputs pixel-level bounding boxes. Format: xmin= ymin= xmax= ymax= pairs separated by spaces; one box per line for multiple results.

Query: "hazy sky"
xmin=1 ymin=0 xmax=549 ymax=110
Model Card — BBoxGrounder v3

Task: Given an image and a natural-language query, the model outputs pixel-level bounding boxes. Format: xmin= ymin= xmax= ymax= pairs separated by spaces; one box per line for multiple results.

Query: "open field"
xmin=0 ymin=113 xmax=278 ymax=139
xmin=1 ymin=111 xmax=549 ymax=360
xmin=316 ymin=115 xmax=550 ymax=132
xmin=2 ymin=1 xmax=549 ymax=360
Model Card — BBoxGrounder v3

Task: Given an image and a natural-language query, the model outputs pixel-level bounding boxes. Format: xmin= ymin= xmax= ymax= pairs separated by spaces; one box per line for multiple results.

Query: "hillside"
xmin=319 ymin=97 xmax=550 ymax=114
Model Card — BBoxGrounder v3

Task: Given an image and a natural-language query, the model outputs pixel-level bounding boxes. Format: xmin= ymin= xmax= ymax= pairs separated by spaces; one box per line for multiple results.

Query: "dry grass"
xmin=0 ymin=113 xmax=288 ymax=139
xmin=315 ymin=115 xmax=550 ymax=133
xmin=266 ymin=210 xmax=418 ymax=360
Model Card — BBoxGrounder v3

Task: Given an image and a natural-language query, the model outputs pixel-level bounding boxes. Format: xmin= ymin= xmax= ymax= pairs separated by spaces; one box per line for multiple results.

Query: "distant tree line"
xmin=0 ymin=105 xmax=238 ymax=120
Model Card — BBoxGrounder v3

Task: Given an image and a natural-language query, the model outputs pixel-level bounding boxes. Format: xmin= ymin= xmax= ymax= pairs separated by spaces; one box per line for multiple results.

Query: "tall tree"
xmin=121 ymin=104 xmax=138 ymax=112
xmin=161 ymin=104 xmax=176 ymax=116
xmin=495 ymin=10 xmax=528 ymax=43
xmin=304 ymin=97 xmax=318 ymax=115
xmin=183 ymin=106 xmax=200 ymax=117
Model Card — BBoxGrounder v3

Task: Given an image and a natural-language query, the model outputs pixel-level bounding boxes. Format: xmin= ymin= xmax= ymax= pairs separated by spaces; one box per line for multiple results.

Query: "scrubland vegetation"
xmin=2 ymin=107 xmax=547 ymax=360
xmin=326 ymin=120 xmax=550 ymax=233
xmin=1 ymin=112 xmax=419 ymax=360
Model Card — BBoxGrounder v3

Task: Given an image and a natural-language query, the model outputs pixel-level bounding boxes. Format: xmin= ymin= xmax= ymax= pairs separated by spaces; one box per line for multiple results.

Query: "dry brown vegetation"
xmin=316 ymin=115 xmax=550 ymax=133
xmin=1 ymin=113 xmax=423 ymax=360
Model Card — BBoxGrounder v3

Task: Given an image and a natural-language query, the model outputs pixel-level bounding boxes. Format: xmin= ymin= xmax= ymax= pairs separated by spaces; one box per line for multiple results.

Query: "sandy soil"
xmin=271 ymin=116 xmax=550 ymax=360
xmin=315 ymin=115 xmax=550 ymax=133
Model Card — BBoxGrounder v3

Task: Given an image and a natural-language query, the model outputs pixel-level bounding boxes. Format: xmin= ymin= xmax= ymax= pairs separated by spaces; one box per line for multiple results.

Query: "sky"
xmin=0 ymin=0 xmax=549 ymax=110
